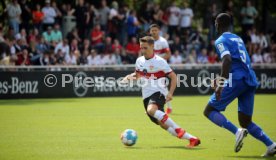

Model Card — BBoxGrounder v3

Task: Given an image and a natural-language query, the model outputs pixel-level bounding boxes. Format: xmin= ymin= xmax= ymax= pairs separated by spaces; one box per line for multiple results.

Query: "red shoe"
xmin=166 ymin=108 xmax=172 ymax=114
xmin=187 ymin=138 xmax=201 ymax=148
xmin=175 ymin=128 xmax=185 ymax=138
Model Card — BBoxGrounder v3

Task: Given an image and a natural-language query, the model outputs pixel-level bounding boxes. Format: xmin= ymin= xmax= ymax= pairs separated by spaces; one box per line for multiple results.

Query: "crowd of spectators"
xmin=0 ymin=0 xmax=276 ymax=66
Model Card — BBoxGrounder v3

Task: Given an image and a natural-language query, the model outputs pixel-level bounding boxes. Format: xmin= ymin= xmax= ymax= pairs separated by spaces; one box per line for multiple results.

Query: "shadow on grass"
xmin=160 ymin=146 xmax=206 ymax=150
xmin=227 ymin=155 xmax=276 ymax=159
xmin=170 ymin=113 xmax=194 ymax=117
xmin=124 ymin=146 xmax=143 ymax=149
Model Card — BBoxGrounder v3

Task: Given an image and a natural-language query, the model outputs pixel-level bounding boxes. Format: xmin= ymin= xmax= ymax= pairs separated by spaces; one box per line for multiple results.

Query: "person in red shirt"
xmin=32 ymin=4 xmax=44 ymax=32
xmin=125 ymin=36 xmax=140 ymax=64
xmin=91 ymin=24 xmax=105 ymax=53
xmin=207 ymin=49 xmax=218 ymax=64
xmin=15 ymin=49 xmax=31 ymax=65
xmin=112 ymin=39 xmax=122 ymax=52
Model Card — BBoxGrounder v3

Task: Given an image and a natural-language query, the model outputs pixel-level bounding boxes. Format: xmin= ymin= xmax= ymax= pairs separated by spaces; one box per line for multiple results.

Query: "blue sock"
xmin=208 ymin=111 xmax=238 ymax=135
xmin=247 ymin=122 xmax=273 ymax=146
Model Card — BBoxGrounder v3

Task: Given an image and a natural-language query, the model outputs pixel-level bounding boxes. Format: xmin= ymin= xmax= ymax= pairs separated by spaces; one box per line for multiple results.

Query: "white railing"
xmin=0 ymin=63 xmax=276 ymax=71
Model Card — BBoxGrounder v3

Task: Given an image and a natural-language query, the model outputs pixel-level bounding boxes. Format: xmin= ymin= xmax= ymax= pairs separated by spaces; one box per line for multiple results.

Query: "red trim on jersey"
xmin=136 ymin=70 xmax=167 ymax=79
xmin=154 ymin=48 xmax=170 ymax=54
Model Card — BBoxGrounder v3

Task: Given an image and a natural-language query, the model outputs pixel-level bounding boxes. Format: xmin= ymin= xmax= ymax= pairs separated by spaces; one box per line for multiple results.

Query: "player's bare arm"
xmin=215 ymin=54 xmax=232 ymax=100
xmin=121 ymin=72 xmax=140 ymax=83
xmin=166 ymin=71 xmax=177 ymax=102
xmin=162 ymin=49 xmax=171 ymax=60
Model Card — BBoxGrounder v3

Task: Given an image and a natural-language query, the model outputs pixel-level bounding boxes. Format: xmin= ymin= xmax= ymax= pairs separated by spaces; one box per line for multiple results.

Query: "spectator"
xmin=188 ymin=28 xmax=205 ymax=52
xmin=251 ymin=48 xmax=263 ymax=63
xmin=113 ymin=48 xmax=122 ymax=64
xmin=186 ymin=49 xmax=197 ymax=64
xmin=32 ymin=4 xmax=44 ymax=32
xmin=98 ymin=0 xmax=110 ymax=32
xmin=87 ymin=49 xmax=100 ymax=65
xmin=140 ymin=2 xmax=154 ymax=31
xmin=103 ymin=53 xmax=116 ymax=65
xmin=7 ymin=0 xmax=22 ymax=35
xmin=51 ymin=1 xmax=62 ymax=25
xmin=42 ymin=26 xmax=54 ymax=45
xmin=170 ymin=50 xmax=182 ymax=64
xmin=103 ymin=37 xmax=113 ymax=54
xmin=75 ymin=0 xmax=89 ymax=40
xmin=54 ymin=39 xmax=69 ymax=56
xmin=111 ymin=39 xmax=122 ymax=52
xmin=179 ymin=2 xmax=193 ymax=39
xmin=65 ymin=50 xmax=78 ymax=65
xmin=126 ymin=10 xmax=139 ymax=40
xmin=80 ymin=38 xmax=92 ymax=54
xmin=91 ymin=24 xmax=104 ymax=52
xmin=259 ymin=32 xmax=268 ymax=51
xmin=51 ymin=24 xmax=62 ymax=44
xmin=15 ymin=48 xmax=30 ymax=65
xmin=207 ymin=50 xmax=217 ymax=64
xmin=36 ymin=36 xmax=49 ymax=55
xmin=70 ymin=39 xmax=79 ymax=52
xmin=167 ymin=1 xmax=180 ymax=39
xmin=66 ymin=28 xmax=81 ymax=44
xmin=125 ymin=37 xmax=140 ymax=64
xmin=205 ymin=3 xmax=219 ymax=41
xmin=240 ymin=0 xmax=258 ymax=33
xmin=153 ymin=4 xmax=164 ymax=28
xmin=19 ymin=0 xmax=31 ymax=32
xmin=42 ymin=0 xmax=57 ymax=30
xmin=55 ymin=49 xmax=65 ymax=65
xmin=28 ymin=28 xmax=40 ymax=43
xmin=197 ymin=48 xmax=208 ymax=64
xmin=170 ymin=36 xmax=184 ymax=54
xmin=79 ymin=49 xmax=89 ymax=65
xmin=0 ymin=42 xmax=11 ymax=65
xmin=0 ymin=27 xmax=4 ymax=42
xmin=108 ymin=1 xmax=119 ymax=39
xmin=263 ymin=48 xmax=272 ymax=63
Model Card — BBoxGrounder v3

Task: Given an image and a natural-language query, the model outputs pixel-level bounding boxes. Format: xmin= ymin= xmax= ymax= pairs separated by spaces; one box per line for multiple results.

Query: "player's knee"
xmin=147 ymin=105 xmax=157 ymax=116
xmin=203 ymin=105 xmax=213 ymax=118
xmin=239 ymin=118 xmax=252 ymax=128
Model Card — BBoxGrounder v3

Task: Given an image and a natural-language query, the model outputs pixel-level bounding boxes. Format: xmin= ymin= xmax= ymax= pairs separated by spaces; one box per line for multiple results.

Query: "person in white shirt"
xmin=167 ymin=2 xmax=180 ymax=39
xmin=7 ymin=0 xmax=22 ymax=35
xmin=54 ymin=39 xmax=69 ymax=56
xmin=42 ymin=0 xmax=57 ymax=30
xmin=87 ymin=49 xmax=100 ymax=65
xmin=251 ymin=48 xmax=263 ymax=63
xmin=122 ymin=36 xmax=200 ymax=147
xmin=65 ymin=50 xmax=78 ymax=65
xmin=179 ymin=2 xmax=193 ymax=39
xmin=170 ymin=50 xmax=182 ymax=64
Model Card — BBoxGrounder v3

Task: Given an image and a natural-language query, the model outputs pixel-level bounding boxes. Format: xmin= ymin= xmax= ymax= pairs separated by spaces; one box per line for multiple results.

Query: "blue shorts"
xmin=208 ymin=79 xmax=256 ymax=116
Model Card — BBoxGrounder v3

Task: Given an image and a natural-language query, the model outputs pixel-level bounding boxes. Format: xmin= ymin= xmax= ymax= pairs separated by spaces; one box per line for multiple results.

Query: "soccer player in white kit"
xmin=122 ymin=36 xmax=200 ymax=147
xmin=149 ymin=24 xmax=173 ymax=114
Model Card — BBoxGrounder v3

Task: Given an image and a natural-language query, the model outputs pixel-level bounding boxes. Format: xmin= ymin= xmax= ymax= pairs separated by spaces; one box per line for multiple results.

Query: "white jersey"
xmin=154 ymin=36 xmax=170 ymax=57
xmin=135 ymin=55 xmax=172 ymax=99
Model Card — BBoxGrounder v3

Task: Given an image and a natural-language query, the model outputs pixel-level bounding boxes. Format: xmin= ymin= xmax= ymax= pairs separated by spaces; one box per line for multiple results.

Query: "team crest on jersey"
xmin=149 ymin=65 xmax=154 ymax=71
xmin=217 ymin=43 xmax=225 ymax=52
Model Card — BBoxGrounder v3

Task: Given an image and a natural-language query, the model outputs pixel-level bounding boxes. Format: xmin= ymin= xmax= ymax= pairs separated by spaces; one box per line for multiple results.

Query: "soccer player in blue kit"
xmin=203 ymin=13 xmax=275 ymax=157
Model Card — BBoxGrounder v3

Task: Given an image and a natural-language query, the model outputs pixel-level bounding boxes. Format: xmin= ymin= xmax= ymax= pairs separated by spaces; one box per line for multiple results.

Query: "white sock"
xmin=153 ymin=110 xmax=179 ymax=129
xmin=167 ymin=127 xmax=196 ymax=140
xmin=166 ymin=101 xmax=172 ymax=108
xmin=182 ymin=132 xmax=196 ymax=140
xmin=167 ymin=127 xmax=177 ymax=136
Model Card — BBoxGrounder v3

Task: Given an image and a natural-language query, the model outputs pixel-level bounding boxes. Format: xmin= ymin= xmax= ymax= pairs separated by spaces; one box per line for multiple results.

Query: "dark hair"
xmin=149 ymin=24 xmax=160 ymax=30
xmin=216 ymin=13 xmax=231 ymax=29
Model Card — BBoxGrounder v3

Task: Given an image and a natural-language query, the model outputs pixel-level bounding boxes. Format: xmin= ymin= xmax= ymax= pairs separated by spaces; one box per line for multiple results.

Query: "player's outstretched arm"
xmin=121 ymin=72 xmax=140 ymax=83
xmin=166 ymin=71 xmax=177 ymax=102
xmin=215 ymin=54 xmax=232 ymax=100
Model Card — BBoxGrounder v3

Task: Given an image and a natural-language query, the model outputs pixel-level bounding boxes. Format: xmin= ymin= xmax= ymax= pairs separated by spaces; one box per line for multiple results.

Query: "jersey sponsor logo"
xmin=217 ymin=43 xmax=225 ymax=53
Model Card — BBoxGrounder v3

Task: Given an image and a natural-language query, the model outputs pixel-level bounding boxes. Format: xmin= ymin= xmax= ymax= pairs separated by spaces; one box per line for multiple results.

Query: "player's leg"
xmin=238 ymin=87 xmax=275 ymax=157
xmin=165 ymin=87 xmax=172 ymax=114
xmin=146 ymin=92 xmax=200 ymax=147
xmin=204 ymin=79 xmax=250 ymax=152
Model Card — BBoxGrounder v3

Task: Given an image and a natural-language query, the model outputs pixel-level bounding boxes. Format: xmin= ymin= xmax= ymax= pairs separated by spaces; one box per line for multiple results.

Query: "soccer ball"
xmin=120 ymin=129 xmax=137 ymax=146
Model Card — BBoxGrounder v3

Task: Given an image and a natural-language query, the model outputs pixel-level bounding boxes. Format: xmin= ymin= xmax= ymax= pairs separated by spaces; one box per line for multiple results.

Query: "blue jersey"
xmin=215 ymin=32 xmax=258 ymax=87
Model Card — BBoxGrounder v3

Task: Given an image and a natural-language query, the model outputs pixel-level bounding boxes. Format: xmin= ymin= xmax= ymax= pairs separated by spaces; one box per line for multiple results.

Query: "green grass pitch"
xmin=0 ymin=95 xmax=276 ymax=160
